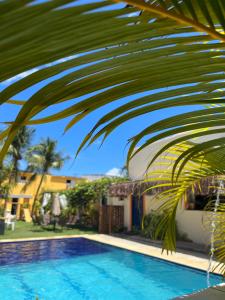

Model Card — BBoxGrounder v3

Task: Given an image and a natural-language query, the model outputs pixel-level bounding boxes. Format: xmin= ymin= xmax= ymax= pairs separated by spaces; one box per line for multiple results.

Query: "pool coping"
xmin=0 ymin=234 xmax=221 ymax=275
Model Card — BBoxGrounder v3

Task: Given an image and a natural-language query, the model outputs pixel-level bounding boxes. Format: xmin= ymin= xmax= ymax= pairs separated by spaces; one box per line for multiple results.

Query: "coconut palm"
xmin=0 ymin=164 xmax=11 ymax=200
xmin=1 ymin=0 xmax=225 ymax=272
xmin=145 ymin=141 xmax=225 ymax=274
xmin=0 ymin=0 xmax=225 ymax=166
xmin=7 ymin=126 xmax=35 ymax=183
xmin=25 ymin=138 xmax=67 ymax=215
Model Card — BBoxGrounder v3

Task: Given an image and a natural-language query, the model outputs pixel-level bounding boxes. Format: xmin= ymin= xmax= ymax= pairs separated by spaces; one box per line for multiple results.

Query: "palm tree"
xmin=25 ymin=138 xmax=67 ymax=216
xmin=1 ymin=0 xmax=225 ymax=271
xmin=0 ymin=164 xmax=11 ymax=201
xmin=146 ymin=141 xmax=225 ymax=274
xmin=0 ymin=0 xmax=225 ymax=165
xmin=7 ymin=126 xmax=35 ymax=183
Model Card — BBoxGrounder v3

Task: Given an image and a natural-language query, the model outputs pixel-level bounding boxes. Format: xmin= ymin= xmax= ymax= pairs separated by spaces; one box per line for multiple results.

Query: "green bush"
xmin=142 ymin=211 xmax=166 ymax=240
xmin=63 ymin=177 xmax=127 ymax=228
xmin=142 ymin=210 xmax=191 ymax=242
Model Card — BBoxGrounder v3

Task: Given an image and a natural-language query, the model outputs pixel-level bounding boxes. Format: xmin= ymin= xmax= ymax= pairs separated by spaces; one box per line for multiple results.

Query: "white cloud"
xmin=105 ymin=167 xmax=122 ymax=177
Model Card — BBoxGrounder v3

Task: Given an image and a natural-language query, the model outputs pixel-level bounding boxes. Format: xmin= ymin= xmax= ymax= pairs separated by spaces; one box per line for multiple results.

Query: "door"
xmin=132 ymin=195 xmax=143 ymax=229
xmin=11 ymin=198 xmax=18 ymax=215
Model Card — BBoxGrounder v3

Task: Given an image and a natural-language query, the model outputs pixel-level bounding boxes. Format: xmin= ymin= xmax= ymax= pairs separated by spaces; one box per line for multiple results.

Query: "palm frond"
xmin=145 ymin=142 xmax=225 ymax=274
xmin=0 ymin=0 xmax=225 ymax=164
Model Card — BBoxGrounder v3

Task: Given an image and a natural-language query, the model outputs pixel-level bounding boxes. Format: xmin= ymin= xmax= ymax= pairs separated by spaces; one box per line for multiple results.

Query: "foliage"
xmin=203 ymin=201 xmax=225 ymax=275
xmin=2 ymin=0 xmax=225 ymax=276
xmin=26 ymin=138 xmax=66 ymax=174
xmin=142 ymin=210 xmax=190 ymax=242
xmin=64 ymin=177 xmax=127 ymax=208
xmin=7 ymin=126 xmax=35 ymax=183
xmin=142 ymin=211 xmax=166 ymax=240
xmin=0 ymin=164 xmax=10 ymax=197
xmin=0 ymin=0 xmax=225 ymax=168
xmin=0 ymin=206 xmax=5 ymax=217
xmin=25 ymin=138 xmax=67 ymax=215
xmin=146 ymin=142 xmax=225 ymax=274
xmin=65 ymin=182 xmax=97 ymax=209
xmin=22 ymin=202 xmax=29 ymax=209
xmin=64 ymin=177 xmax=127 ymax=227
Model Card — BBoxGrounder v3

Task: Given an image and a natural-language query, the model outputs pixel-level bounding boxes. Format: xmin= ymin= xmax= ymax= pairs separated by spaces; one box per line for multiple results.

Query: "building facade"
xmin=105 ymin=140 xmax=223 ymax=246
xmin=1 ymin=172 xmax=84 ymax=219
xmin=107 ymin=185 xmax=213 ymax=246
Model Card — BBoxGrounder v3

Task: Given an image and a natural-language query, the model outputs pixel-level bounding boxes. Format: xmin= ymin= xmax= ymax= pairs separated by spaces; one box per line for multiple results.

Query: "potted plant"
xmin=0 ymin=206 xmax=5 ymax=235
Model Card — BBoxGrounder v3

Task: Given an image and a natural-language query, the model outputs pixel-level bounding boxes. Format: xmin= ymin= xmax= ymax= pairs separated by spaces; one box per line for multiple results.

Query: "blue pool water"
xmin=0 ymin=238 xmax=221 ymax=300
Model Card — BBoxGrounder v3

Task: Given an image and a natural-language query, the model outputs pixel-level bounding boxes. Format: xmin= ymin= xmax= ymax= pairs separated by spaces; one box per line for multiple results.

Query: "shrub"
xmin=142 ymin=210 xmax=191 ymax=242
xmin=63 ymin=177 xmax=127 ymax=228
xmin=142 ymin=211 xmax=166 ymax=240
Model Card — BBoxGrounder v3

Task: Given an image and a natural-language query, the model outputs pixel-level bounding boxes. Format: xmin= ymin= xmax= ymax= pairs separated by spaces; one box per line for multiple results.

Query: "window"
xmin=19 ymin=175 xmax=27 ymax=183
xmin=11 ymin=198 xmax=18 ymax=215
xmin=66 ymin=179 xmax=75 ymax=188
xmin=186 ymin=194 xmax=225 ymax=211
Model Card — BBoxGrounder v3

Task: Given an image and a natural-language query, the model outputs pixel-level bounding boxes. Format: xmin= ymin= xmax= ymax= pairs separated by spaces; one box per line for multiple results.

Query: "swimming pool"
xmin=0 ymin=238 xmax=221 ymax=300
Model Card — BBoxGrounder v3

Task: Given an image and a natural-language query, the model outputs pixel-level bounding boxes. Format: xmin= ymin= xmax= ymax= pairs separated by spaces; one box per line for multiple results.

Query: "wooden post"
xmin=98 ymin=205 xmax=102 ymax=233
xmin=108 ymin=205 xmax=112 ymax=234
xmin=98 ymin=194 xmax=102 ymax=233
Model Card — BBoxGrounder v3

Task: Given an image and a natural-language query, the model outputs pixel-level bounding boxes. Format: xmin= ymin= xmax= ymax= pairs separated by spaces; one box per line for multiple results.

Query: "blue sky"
xmin=0 ymin=77 xmax=198 ymax=177
xmin=0 ymin=0 xmax=201 ymax=177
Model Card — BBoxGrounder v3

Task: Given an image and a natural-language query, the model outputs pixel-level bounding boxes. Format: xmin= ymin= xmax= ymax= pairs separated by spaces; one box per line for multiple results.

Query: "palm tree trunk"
xmin=4 ymin=159 xmax=18 ymax=213
xmin=31 ymin=173 xmax=45 ymax=218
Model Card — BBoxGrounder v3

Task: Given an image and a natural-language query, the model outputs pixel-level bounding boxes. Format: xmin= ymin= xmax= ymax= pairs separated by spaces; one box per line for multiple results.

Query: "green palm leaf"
xmin=144 ymin=142 xmax=225 ymax=274
xmin=1 ymin=0 xmax=225 ymax=165
xmin=1 ymin=0 xmax=225 ymax=275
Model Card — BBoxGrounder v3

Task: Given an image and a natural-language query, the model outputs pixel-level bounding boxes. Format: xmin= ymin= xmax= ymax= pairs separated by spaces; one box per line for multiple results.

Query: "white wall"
xmin=145 ymin=196 xmax=211 ymax=245
xmin=109 ymin=194 xmax=212 ymax=246
xmin=176 ymin=208 xmax=211 ymax=245
xmin=144 ymin=195 xmax=164 ymax=211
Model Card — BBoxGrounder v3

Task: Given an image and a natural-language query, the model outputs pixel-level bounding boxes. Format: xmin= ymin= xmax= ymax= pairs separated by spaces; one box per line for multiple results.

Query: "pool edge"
xmin=0 ymin=234 xmax=221 ymax=276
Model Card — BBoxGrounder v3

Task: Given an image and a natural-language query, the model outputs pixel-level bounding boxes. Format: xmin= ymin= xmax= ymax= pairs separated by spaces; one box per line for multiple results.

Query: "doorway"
xmin=131 ymin=195 xmax=143 ymax=229
xmin=11 ymin=198 xmax=18 ymax=215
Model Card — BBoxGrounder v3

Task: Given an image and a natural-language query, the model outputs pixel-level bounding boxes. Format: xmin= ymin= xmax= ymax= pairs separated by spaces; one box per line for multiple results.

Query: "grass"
xmin=0 ymin=221 xmax=96 ymax=240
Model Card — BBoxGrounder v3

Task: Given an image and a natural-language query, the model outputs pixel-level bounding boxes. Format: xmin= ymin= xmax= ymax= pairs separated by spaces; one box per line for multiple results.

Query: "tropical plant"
xmin=25 ymin=138 xmax=67 ymax=216
xmin=64 ymin=177 xmax=127 ymax=226
xmin=0 ymin=162 xmax=13 ymax=211
xmin=145 ymin=141 xmax=225 ymax=274
xmin=2 ymin=0 xmax=225 ymax=273
xmin=7 ymin=126 xmax=35 ymax=183
xmin=0 ymin=0 xmax=225 ymax=165
xmin=142 ymin=211 xmax=166 ymax=240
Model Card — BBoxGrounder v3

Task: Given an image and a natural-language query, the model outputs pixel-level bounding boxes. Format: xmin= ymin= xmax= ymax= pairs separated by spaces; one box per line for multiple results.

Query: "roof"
xmin=18 ymin=171 xmax=80 ymax=180
xmin=109 ymin=177 xmax=219 ymax=197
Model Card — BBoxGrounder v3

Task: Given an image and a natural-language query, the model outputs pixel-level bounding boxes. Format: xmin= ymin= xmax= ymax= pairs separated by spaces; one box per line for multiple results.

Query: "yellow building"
xmin=1 ymin=172 xmax=85 ymax=219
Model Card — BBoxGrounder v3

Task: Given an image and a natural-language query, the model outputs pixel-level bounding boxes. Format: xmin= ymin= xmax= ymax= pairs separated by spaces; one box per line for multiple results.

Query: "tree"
xmin=7 ymin=126 xmax=35 ymax=183
xmin=147 ymin=142 xmax=225 ymax=274
xmin=1 ymin=0 xmax=225 ymax=272
xmin=0 ymin=164 xmax=11 ymax=200
xmin=0 ymin=1 xmax=225 ymax=165
xmin=25 ymin=138 xmax=67 ymax=216
xmin=64 ymin=177 xmax=127 ymax=227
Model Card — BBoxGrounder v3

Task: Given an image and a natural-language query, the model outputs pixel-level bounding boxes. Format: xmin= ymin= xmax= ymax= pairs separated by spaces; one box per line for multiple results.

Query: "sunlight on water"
xmin=0 ymin=238 xmax=221 ymax=300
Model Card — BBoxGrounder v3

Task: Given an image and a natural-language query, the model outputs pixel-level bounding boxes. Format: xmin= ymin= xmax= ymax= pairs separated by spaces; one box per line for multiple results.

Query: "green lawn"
xmin=0 ymin=221 xmax=96 ymax=240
